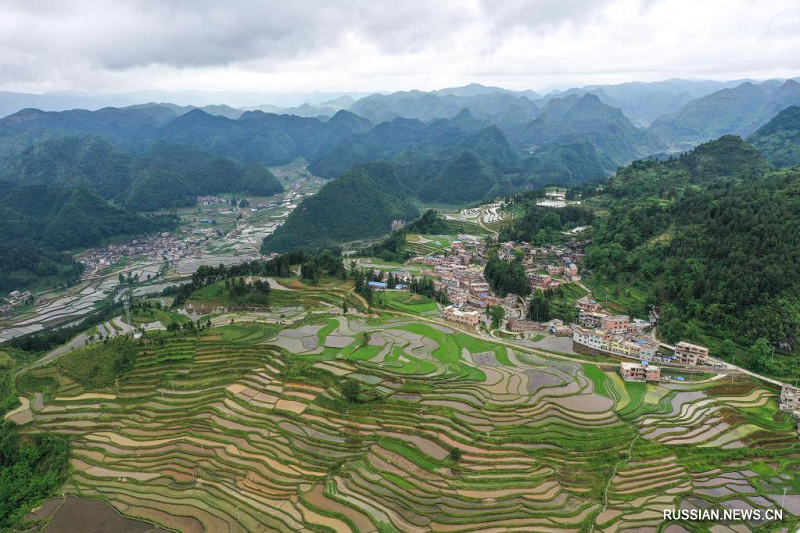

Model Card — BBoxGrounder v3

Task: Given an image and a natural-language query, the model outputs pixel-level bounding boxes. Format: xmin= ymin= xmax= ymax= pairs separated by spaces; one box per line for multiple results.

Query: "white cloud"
xmin=0 ymin=0 xmax=797 ymax=94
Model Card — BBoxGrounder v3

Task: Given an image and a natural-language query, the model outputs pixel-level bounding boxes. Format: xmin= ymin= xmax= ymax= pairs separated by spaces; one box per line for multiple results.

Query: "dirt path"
xmin=591 ymin=431 xmax=639 ymax=532
xmin=477 ymin=206 xmax=499 ymax=237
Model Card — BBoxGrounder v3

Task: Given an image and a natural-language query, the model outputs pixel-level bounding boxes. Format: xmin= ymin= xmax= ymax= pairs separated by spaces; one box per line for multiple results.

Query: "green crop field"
xmin=379 ymin=291 xmax=439 ymax=315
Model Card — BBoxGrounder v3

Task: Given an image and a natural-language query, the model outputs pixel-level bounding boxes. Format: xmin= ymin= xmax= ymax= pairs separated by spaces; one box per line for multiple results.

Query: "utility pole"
xmin=122 ymin=291 xmax=132 ymax=333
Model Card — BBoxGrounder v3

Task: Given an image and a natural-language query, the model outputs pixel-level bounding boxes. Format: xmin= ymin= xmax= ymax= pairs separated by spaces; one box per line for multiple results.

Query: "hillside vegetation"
xmin=749 ymin=105 xmax=800 ymax=168
xmin=584 ymin=136 xmax=800 ymax=355
xmin=0 ymin=135 xmax=284 ymax=211
xmin=262 ymin=162 xmax=419 ymax=252
xmin=0 ymin=184 xmax=174 ymax=291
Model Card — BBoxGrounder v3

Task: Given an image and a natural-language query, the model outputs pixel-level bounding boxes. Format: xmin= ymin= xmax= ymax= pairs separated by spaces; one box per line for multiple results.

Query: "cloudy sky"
xmin=1 ymin=0 xmax=798 ymax=95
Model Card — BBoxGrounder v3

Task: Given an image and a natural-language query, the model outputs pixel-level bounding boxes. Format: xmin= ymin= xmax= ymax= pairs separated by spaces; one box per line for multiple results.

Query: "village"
xmin=77 ymin=232 xmax=205 ymax=280
xmin=0 ymin=290 xmax=34 ymax=315
xmin=399 ymin=234 xmax=719 ymax=386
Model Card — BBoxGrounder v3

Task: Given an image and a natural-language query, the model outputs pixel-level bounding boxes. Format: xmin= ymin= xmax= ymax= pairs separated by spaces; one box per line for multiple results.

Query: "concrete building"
xmin=601 ymin=315 xmax=630 ymax=334
xmin=579 ymin=311 xmax=607 ymax=329
xmin=634 ymin=339 xmax=659 ymax=361
xmin=576 ymin=296 xmax=602 ymax=313
xmin=674 ymin=341 xmax=709 ymax=365
xmin=507 ymin=318 xmax=539 ymax=332
xmin=442 ymin=306 xmax=481 ymax=327
xmin=573 ymin=327 xmax=605 ymax=351
xmin=626 ymin=319 xmax=652 ymax=335
xmin=780 ymin=385 xmax=800 ymax=413
xmin=620 ymin=362 xmax=661 ymax=382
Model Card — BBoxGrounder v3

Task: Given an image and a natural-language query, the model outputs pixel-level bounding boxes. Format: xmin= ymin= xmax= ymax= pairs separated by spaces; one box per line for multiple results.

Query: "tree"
xmin=342 ymin=297 xmax=348 ymax=314
xmin=449 ymin=448 xmax=463 ymax=462
xmin=527 ymin=291 xmax=550 ymax=322
xmin=718 ymin=339 xmax=736 ymax=361
xmin=748 ymin=338 xmax=771 ymax=372
xmin=487 ymin=306 xmax=505 ymax=329
xmin=342 ymin=380 xmax=361 ymax=403
xmin=659 ymin=319 xmax=685 ymax=346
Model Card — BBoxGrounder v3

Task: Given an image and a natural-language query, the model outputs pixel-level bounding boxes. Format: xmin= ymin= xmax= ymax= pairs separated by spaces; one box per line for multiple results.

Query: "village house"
xmin=368 ymin=281 xmax=388 ymax=291
xmin=467 ymin=282 xmax=491 ymax=295
xmin=567 ymin=263 xmax=579 ymax=277
xmin=578 ymin=311 xmax=607 ymax=329
xmin=529 ymin=274 xmax=551 ymax=287
xmin=575 ymin=295 xmax=603 ymax=313
xmin=620 ymin=362 xmax=661 ymax=382
xmin=498 ymin=242 xmax=516 ymax=260
xmin=542 ymin=319 xmax=571 ymax=336
xmin=780 ymin=385 xmax=800 ymax=414
xmin=574 ymin=327 xmax=657 ymax=360
xmin=502 ymin=304 xmax=524 ymax=319
xmin=634 ymin=339 xmax=660 ymax=361
xmin=507 ymin=318 xmax=539 ymax=333
xmin=573 ymin=327 xmax=605 ymax=350
xmin=446 ymin=290 xmax=469 ymax=308
xmin=674 ymin=341 xmax=710 ymax=365
xmin=442 ymin=306 xmax=481 ymax=327
xmin=626 ymin=319 xmax=652 ymax=336
xmin=601 ymin=315 xmax=630 ymax=334
xmin=468 ymin=293 xmax=501 ymax=308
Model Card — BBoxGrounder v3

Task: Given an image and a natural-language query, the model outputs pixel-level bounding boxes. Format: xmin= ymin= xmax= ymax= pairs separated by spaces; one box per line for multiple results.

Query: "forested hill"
xmin=0 ymin=135 xmax=284 ymax=211
xmin=607 ymin=135 xmax=772 ymax=199
xmin=261 ymin=162 xmax=419 ymax=253
xmin=0 ymin=185 xmax=175 ymax=292
xmin=583 ymin=136 xmax=800 ymax=352
xmin=749 ymin=106 xmax=800 ymax=169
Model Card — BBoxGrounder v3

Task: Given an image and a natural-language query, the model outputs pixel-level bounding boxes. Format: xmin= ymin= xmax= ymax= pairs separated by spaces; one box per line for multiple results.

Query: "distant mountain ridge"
xmin=649 ymin=80 xmax=800 ymax=150
xmin=1 ymin=78 xmax=799 ymax=228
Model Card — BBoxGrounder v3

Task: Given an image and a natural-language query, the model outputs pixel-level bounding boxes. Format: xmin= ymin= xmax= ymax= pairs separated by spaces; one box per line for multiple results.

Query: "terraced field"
xmin=404 ymin=235 xmax=454 ymax=257
xmin=10 ymin=306 xmax=800 ymax=532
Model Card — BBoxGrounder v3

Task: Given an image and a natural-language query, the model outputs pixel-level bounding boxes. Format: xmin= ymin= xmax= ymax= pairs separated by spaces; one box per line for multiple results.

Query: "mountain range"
xmin=2 ymin=77 xmax=800 ymax=259
xmin=649 ymin=80 xmax=800 ymax=150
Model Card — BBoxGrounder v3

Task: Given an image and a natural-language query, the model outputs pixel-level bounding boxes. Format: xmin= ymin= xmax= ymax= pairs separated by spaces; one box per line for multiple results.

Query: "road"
xmin=28 ymin=333 xmax=91 ymax=371
xmin=27 ymin=318 xmax=135 ymax=371
xmin=22 ymin=275 xmax=792 ymax=392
